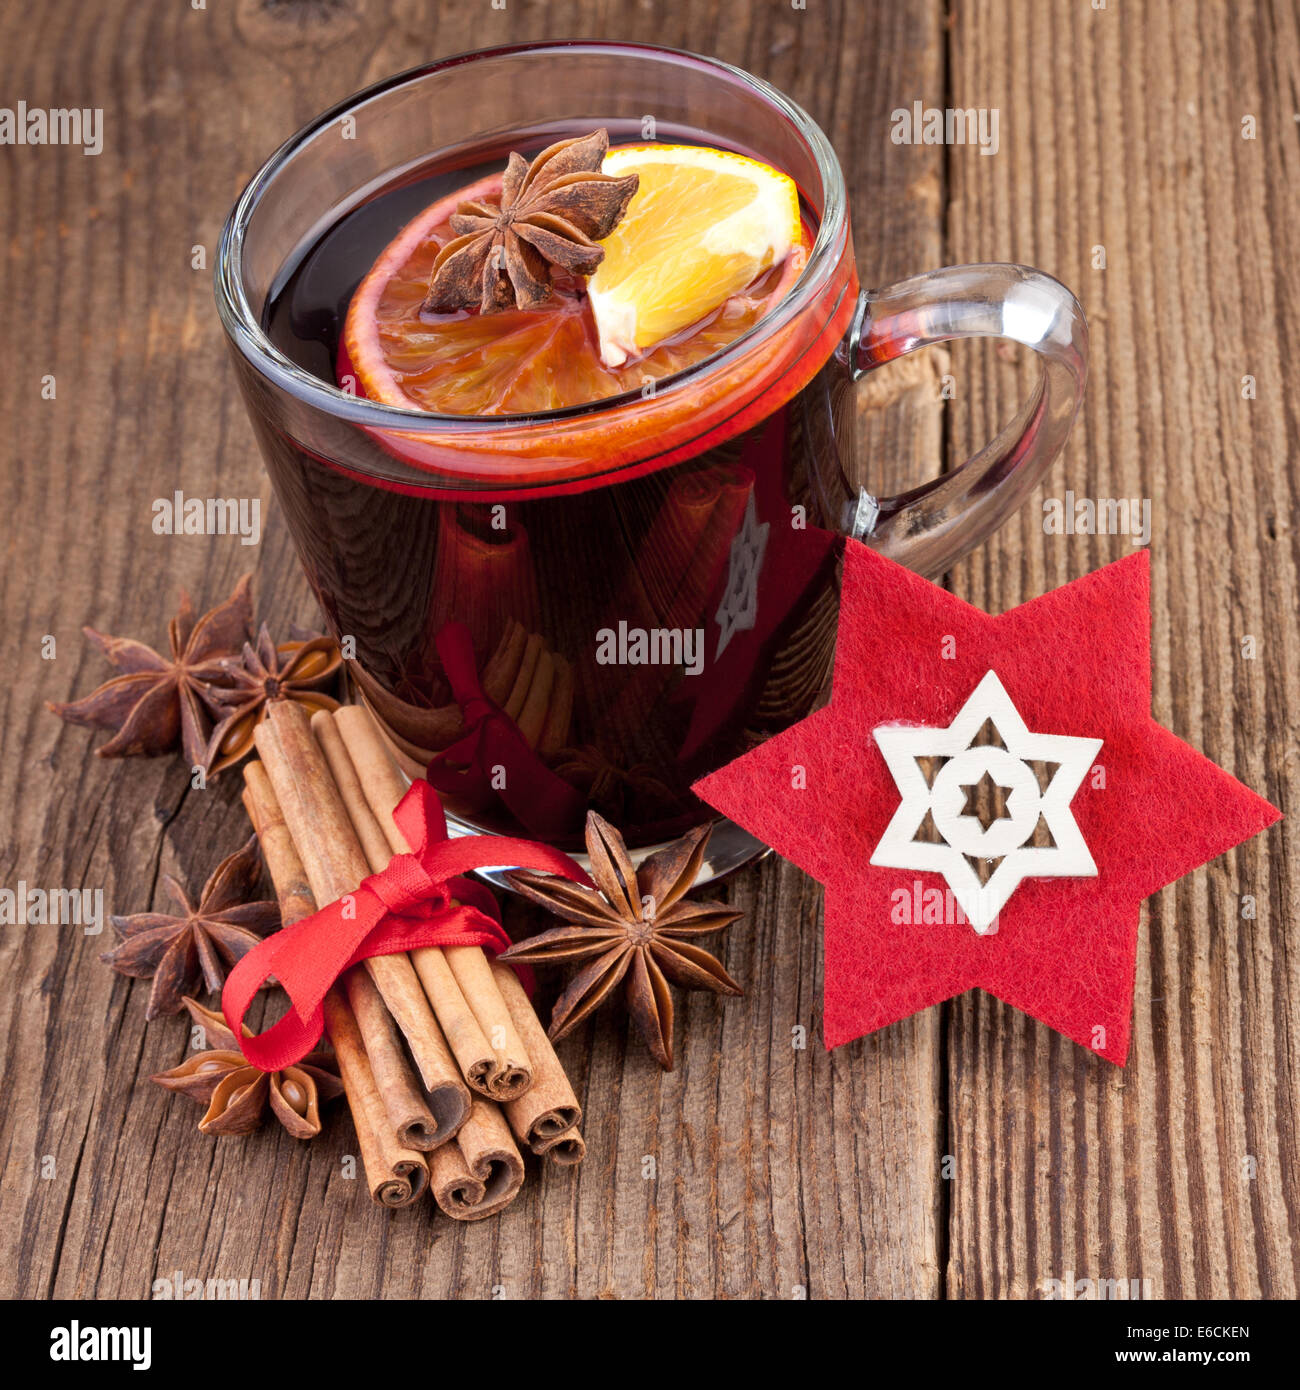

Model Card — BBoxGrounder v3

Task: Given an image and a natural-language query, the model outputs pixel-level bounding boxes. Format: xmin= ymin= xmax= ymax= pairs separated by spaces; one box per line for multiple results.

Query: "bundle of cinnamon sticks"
xmin=241 ymin=699 xmax=583 ymax=1218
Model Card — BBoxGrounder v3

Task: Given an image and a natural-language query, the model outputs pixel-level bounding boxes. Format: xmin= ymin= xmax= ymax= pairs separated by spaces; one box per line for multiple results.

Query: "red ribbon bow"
xmin=223 ymin=778 xmax=592 ymax=1073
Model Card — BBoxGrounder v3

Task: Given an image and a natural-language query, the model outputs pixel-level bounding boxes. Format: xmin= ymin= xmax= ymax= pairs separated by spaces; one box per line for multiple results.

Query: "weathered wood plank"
xmin=11 ymin=0 xmax=1293 ymax=1305
xmin=0 ymin=0 xmax=947 ymax=1299
xmin=944 ymin=0 xmax=1299 ymax=1299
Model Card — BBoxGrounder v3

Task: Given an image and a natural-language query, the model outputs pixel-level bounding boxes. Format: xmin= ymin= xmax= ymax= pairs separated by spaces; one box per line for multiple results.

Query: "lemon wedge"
xmin=587 ymin=145 xmax=803 ymax=368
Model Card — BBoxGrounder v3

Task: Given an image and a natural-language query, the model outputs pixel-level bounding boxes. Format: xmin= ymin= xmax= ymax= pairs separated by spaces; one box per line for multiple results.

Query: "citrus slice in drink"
xmin=341 ymin=146 xmax=808 ymax=417
xmin=587 ymin=145 xmax=803 ymax=367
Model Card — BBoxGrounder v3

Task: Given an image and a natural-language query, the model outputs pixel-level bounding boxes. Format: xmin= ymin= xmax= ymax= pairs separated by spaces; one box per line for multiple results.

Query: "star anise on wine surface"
xmin=47 ymin=574 xmax=252 ymax=769
xmin=424 ymin=128 xmax=639 ymax=315
xmin=204 ymin=625 xmax=342 ymax=774
xmin=500 ymin=813 xmax=742 ymax=1070
xmin=101 ymin=837 xmax=279 ymax=1020
xmin=152 ymin=997 xmax=342 ymax=1139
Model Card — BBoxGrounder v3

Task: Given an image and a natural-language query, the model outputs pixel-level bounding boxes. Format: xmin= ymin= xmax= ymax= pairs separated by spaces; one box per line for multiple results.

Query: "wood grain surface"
xmin=0 ymin=0 xmax=1294 ymax=1300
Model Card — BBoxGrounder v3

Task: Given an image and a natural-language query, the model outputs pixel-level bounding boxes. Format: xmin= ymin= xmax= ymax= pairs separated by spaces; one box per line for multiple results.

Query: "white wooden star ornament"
xmin=870 ymin=670 xmax=1103 ymax=932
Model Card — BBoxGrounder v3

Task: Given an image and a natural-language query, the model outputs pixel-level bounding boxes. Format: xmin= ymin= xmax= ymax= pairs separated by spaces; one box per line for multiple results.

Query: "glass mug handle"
xmin=843 ymin=262 xmax=1088 ymax=576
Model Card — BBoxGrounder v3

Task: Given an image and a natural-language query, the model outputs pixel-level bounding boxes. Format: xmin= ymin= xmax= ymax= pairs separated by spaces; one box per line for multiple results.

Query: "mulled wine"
xmin=257 ymin=126 xmax=856 ymax=848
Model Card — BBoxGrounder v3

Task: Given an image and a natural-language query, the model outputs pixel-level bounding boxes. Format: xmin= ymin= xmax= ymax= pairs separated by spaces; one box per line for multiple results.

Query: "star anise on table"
xmin=424 ymin=127 xmax=639 ymax=315
xmin=47 ymin=574 xmax=252 ymax=769
xmin=101 ymin=836 xmax=279 ymax=1020
xmin=204 ymin=624 xmax=342 ymax=774
xmin=500 ymin=813 xmax=743 ymax=1070
xmin=152 ymin=997 xmax=342 ymax=1139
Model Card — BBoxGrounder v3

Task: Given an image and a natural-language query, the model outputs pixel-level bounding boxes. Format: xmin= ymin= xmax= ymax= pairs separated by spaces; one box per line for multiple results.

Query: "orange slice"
xmin=342 ymin=149 xmax=807 ymax=417
xmin=588 ymin=145 xmax=803 ymax=366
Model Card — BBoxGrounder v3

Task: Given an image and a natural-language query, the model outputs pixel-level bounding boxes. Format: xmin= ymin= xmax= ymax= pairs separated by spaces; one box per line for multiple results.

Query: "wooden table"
xmin=3 ymin=0 xmax=1295 ymax=1299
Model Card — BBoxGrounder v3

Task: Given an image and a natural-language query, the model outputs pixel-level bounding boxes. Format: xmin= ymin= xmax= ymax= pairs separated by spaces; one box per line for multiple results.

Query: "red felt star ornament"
xmin=693 ymin=543 xmax=1280 ymax=1064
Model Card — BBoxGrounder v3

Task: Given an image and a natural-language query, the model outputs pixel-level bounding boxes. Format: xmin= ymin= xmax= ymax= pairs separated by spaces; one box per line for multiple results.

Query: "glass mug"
xmin=216 ymin=42 xmax=1086 ymax=877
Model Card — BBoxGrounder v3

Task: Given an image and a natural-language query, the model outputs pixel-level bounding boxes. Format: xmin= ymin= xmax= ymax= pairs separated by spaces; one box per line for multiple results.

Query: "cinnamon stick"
xmin=323 ymin=986 xmax=428 ymax=1207
xmin=409 ymin=945 xmax=499 ymax=1097
xmin=311 ymin=707 xmax=499 ymax=1097
xmin=241 ymin=761 xmax=427 ymax=1204
xmin=491 ymin=961 xmax=583 ymax=1157
xmin=255 ymin=704 xmax=469 ymax=1126
xmin=362 ymin=707 xmax=431 ymax=783
xmin=255 ymin=701 xmax=367 ymax=895
xmin=537 ymin=654 xmax=573 ymax=758
xmin=503 ymin=634 xmax=543 ymax=722
xmin=443 ymin=946 xmax=531 ymax=1096
xmin=482 ymin=620 xmax=528 ymax=705
xmin=344 ymin=967 xmax=464 ymax=1151
xmin=428 ymin=1096 xmax=525 ymax=1221
xmin=536 ymin=1127 xmax=586 ymax=1166
xmin=330 ymin=703 xmax=423 ymax=858
xmin=332 ymin=704 xmax=534 ymax=1101
xmin=310 ymin=710 xmax=393 ymax=873
xmin=310 ymin=709 xmax=471 ymax=1145
xmin=241 ymin=761 xmax=315 ymax=928
xmin=514 ymin=649 xmax=554 ymax=748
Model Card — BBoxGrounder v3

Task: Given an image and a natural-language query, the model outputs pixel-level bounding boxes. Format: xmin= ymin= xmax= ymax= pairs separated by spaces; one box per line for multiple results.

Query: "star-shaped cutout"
xmin=872 ymin=670 xmax=1103 ymax=932
xmin=694 ymin=544 xmax=1280 ymax=1063
xmin=714 ymin=490 xmax=770 ymax=658
xmin=959 ymin=770 xmax=1012 ymax=829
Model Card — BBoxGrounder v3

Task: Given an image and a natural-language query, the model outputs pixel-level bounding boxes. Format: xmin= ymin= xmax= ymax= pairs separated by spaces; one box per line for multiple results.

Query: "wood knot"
xmin=235 ymin=0 xmax=363 ymax=52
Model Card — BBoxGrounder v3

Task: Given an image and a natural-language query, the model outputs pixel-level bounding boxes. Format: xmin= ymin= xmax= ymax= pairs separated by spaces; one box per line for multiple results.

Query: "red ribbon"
xmin=223 ymin=778 xmax=592 ymax=1073
xmin=425 ymin=622 xmax=586 ymax=840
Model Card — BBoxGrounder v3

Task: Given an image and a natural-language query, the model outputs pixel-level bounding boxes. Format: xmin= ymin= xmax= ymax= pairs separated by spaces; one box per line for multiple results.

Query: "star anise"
xmin=500 ymin=813 xmax=742 ymax=1070
xmin=425 ymin=128 xmax=639 ymax=315
xmin=152 ymin=997 xmax=342 ymax=1139
xmin=204 ymin=624 xmax=342 ymax=774
xmin=47 ymin=574 xmax=252 ymax=769
xmin=101 ymin=836 xmax=279 ymax=1019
